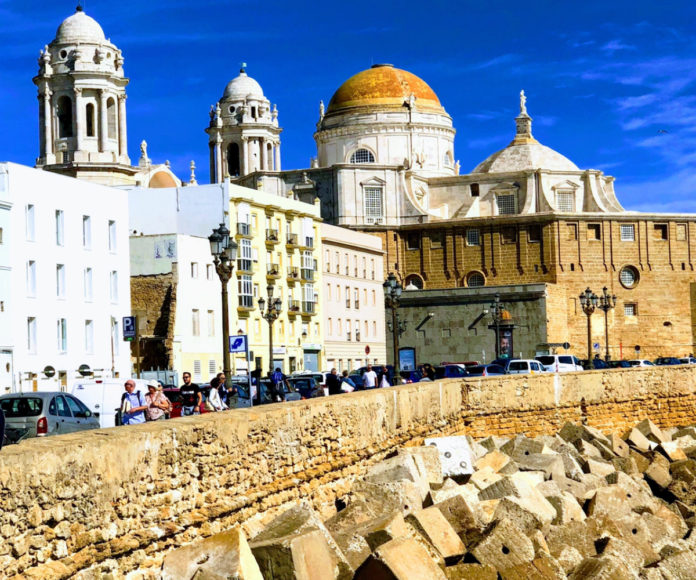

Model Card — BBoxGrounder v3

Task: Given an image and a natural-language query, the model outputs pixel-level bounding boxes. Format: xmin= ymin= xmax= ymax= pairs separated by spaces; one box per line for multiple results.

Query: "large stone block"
xmin=516 ymin=453 xmax=565 ymax=480
xmin=585 ymin=486 xmax=633 ymax=519
xmin=567 ymin=556 xmax=634 ymax=580
xmin=425 ymin=437 xmax=475 ymax=480
xmin=365 ymin=453 xmax=429 ymax=502
xmin=406 ymin=506 xmax=466 ymax=563
xmin=474 ymin=450 xmax=517 ymax=475
xmin=468 ymin=466 xmax=503 ymax=491
xmin=635 ymin=418 xmax=668 ymax=444
xmin=626 ymin=428 xmax=654 ymax=452
xmin=498 ymin=551 xmax=566 ymax=580
xmin=470 ymin=519 xmax=535 ymax=570
xmin=433 ymin=493 xmax=478 ymax=539
xmin=354 ymin=537 xmax=447 ymax=580
xmin=398 ymin=446 xmax=444 ymax=487
xmin=546 ymin=491 xmax=586 ymax=525
xmin=444 ymin=563 xmax=497 ymax=580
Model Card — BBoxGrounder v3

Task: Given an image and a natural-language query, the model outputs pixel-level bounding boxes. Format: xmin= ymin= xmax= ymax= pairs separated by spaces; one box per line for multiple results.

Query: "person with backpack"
xmin=121 ymin=380 xmax=147 ymax=425
xmin=270 ymin=367 xmax=287 ymax=402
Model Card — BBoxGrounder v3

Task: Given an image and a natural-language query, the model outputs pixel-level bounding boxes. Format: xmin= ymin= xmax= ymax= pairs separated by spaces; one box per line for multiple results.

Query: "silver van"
xmin=535 ymin=355 xmax=584 ymax=373
xmin=506 ymin=359 xmax=546 ymax=374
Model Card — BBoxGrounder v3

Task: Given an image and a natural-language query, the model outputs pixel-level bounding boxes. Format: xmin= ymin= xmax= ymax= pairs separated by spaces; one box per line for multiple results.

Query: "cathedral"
xmin=33 ymin=7 xmax=696 ymax=362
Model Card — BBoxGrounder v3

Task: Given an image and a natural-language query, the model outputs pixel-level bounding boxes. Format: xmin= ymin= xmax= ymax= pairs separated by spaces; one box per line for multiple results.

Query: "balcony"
xmin=286 ymin=233 xmax=298 ymax=247
xmin=236 ymin=223 xmax=251 ymax=237
xmin=266 ymin=263 xmax=281 ymax=279
xmin=301 ymin=268 xmax=314 ymax=282
xmin=265 ymin=229 xmax=279 ymax=244
xmin=288 ymin=300 xmax=300 ymax=315
xmin=301 ymin=301 xmax=316 ymax=315
xmin=237 ymin=295 xmax=254 ymax=312
xmin=286 ymin=267 xmax=299 ymax=282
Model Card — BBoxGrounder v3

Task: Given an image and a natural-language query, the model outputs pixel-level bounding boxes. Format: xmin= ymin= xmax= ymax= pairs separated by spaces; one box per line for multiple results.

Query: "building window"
xmin=193 ymin=360 xmax=202 ymax=381
xmin=466 ymin=272 xmax=485 ymax=287
xmin=209 ymin=359 xmax=216 ymax=375
xmin=27 ymin=317 xmax=37 ymax=353
xmin=654 ymin=224 xmax=668 ymax=241
xmin=239 ymin=275 xmax=253 ymax=307
xmin=111 ymin=318 xmax=119 ymax=356
xmin=354 ymin=289 xmax=359 ymax=308
xmin=207 ymin=264 xmax=214 ymax=280
xmin=108 ymin=220 xmax=117 ymax=252
xmin=57 ymin=95 xmax=73 ymax=138
xmin=55 ymin=210 xmax=64 ymax=246
xmin=107 ymin=97 xmax=116 ymax=139
xmin=528 ymin=225 xmax=541 ymax=243
xmin=620 ymin=224 xmax=635 ymax=241
xmin=371 ymin=259 xmax=375 ymax=280
xmin=406 ymin=232 xmax=420 ymax=250
xmin=624 ymin=303 xmax=637 ymax=317
xmin=191 ymin=262 xmax=199 ymax=278
xmin=556 ymin=191 xmax=575 ymax=212
xmin=619 ymin=265 xmax=639 ymax=288
xmin=567 ymin=224 xmax=578 ymax=241
xmin=675 ymin=223 xmax=687 ymax=241
xmin=82 ymin=216 xmax=91 ymax=248
xmin=470 ymin=183 xmax=480 ymax=197
xmin=192 ymin=309 xmax=200 ymax=336
xmin=208 ymin=310 xmax=215 ymax=337
xmin=404 ymin=275 xmax=424 ymax=289
xmin=345 ymin=286 xmax=350 ymax=308
xmin=238 ymin=239 xmax=252 ymax=271
xmin=372 ymin=289 xmax=376 ymax=305
xmin=84 ymin=320 xmax=94 ymax=354
xmin=84 ymin=268 xmax=93 ymax=301
xmin=364 ymin=187 xmax=383 ymax=223
xmin=0 ymin=227 xmax=3 ymax=244
xmin=430 ymin=232 xmax=443 ymax=249
xmin=26 ymin=261 xmax=36 ymax=297
xmin=57 ymin=318 xmax=67 ymax=353
xmin=56 ymin=264 xmax=66 ymax=298
xmin=86 ymin=103 xmax=95 ymax=137
xmin=501 ymin=227 xmax=517 ymax=244
xmin=466 ymin=229 xmax=480 ymax=246
xmin=350 ymin=148 xmax=375 ymax=163
xmin=325 ymin=249 xmax=330 ymax=272
xmin=496 ymin=193 xmax=516 ymax=215
xmin=110 ymin=271 xmax=118 ymax=303
xmin=588 ymin=224 xmax=601 ymax=241
xmin=26 ymin=204 xmax=35 ymax=241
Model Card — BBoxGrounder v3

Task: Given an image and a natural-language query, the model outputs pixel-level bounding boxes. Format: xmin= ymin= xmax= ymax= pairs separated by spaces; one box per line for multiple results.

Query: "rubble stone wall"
xmin=1 ymin=366 xmax=696 ymax=578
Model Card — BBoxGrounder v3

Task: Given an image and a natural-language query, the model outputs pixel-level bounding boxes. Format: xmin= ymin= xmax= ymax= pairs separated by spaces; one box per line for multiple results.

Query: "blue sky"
xmin=1 ymin=1 xmax=695 ymax=212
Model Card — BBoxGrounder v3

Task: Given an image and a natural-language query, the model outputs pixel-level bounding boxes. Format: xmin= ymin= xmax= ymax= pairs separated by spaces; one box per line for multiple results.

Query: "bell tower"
xmin=33 ymin=6 xmax=136 ymax=185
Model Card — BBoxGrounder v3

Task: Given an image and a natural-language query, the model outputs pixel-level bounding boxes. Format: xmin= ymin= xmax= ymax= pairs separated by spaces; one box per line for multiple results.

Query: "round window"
xmin=466 ymin=272 xmax=485 ymax=287
xmin=619 ymin=266 xmax=639 ymax=288
xmin=229 ymin=106 xmax=235 ymax=113
xmin=60 ymin=50 xmax=67 ymax=59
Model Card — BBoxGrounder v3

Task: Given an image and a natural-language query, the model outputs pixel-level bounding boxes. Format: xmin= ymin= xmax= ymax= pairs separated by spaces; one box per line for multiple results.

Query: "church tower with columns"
xmin=206 ymin=66 xmax=282 ymax=183
xmin=33 ymin=6 xmax=136 ymax=185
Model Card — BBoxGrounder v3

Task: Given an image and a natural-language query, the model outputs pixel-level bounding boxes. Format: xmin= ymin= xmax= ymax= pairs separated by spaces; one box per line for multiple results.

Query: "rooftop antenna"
xmin=77 ymin=0 xmax=84 ymax=11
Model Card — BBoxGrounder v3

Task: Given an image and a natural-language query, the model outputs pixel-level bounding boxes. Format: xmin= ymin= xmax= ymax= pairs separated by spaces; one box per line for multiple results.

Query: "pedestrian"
xmin=207 ymin=381 xmax=228 ymax=411
xmin=326 ymin=368 xmax=341 ymax=395
xmin=340 ymin=370 xmax=356 ymax=393
xmin=121 ymin=379 xmax=148 ymax=425
xmin=213 ymin=372 xmax=230 ymax=404
xmin=145 ymin=380 xmax=170 ymax=421
xmin=363 ymin=364 xmax=378 ymax=389
xmin=379 ymin=366 xmax=391 ymax=388
xmin=270 ymin=367 xmax=287 ymax=402
xmin=180 ymin=372 xmax=202 ymax=416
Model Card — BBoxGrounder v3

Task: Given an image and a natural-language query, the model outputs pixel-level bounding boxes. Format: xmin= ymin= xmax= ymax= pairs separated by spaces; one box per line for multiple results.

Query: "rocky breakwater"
xmin=162 ymin=418 xmax=696 ymax=579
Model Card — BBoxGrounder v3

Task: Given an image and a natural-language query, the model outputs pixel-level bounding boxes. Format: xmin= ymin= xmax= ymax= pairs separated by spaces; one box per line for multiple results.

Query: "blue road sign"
xmin=593 ymin=342 xmax=600 ymax=350
xmin=123 ymin=316 xmax=136 ymax=340
xmin=229 ymin=335 xmax=247 ymax=353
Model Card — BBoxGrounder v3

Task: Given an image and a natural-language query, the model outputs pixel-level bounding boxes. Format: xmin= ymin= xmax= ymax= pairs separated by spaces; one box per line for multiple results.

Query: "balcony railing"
xmin=266 ymin=263 xmax=280 ymax=278
xmin=288 ymin=300 xmax=300 ymax=314
xmin=265 ymin=229 xmax=279 ymax=243
xmin=301 ymin=268 xmax=314 ymax=282
xmin=237 ymin=223 xmax=250 ymax=236
xmin=286 ymin=233 xmax=298 ymax=247
xmin=301 ymin=301 xmax=315 ymax=315
xmin=287 ymin=267 xmax=299 ymax=281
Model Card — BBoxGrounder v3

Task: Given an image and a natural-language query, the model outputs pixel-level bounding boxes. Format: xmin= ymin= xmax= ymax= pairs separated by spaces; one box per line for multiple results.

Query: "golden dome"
xmin=326 ymin=64 xmax=444 ymax=114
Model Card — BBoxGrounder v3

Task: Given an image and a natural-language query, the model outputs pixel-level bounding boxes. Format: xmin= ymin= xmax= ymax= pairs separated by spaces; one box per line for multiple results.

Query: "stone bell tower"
xmin=33 ymin=6 xmax=136 ymax=185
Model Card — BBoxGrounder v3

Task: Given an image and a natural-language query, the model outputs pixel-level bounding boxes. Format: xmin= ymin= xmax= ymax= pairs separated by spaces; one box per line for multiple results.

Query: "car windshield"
xmin=467 ymin=366 xmax=486 ymax=376
xmin=1 ymin=397 xmax=43 ymax=417
xmin=536 ymin=356 xmax=555 ymax=365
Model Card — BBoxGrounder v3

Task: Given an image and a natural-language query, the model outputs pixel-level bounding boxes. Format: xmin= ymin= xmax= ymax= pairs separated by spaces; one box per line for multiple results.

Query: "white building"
xmin=0 ymin=163 xmax=131 ymax=393
xmin=321 ymin=223 xmax=386 ymax=371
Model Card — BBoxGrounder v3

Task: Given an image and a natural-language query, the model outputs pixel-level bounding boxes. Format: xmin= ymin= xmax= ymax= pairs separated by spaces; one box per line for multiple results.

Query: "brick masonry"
xmin=1 ymin=366 xmax=696 ymax=578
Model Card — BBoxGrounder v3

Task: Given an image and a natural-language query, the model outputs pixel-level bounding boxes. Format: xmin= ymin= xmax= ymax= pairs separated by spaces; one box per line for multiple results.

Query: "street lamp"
xmin=383 ymin=272 xmax=406 ymax=377
xmin=487 ymin=293 xmax=515 ymax=359
xmin=597 ymin=286 xmax=617 ymax=361
xmin=209 ymin=223 xmax=238 ymax=393
xmin=259 ymin=283 xmax=282 ymax=379
xmin=579 ymin=287 xmax=599 ymax=361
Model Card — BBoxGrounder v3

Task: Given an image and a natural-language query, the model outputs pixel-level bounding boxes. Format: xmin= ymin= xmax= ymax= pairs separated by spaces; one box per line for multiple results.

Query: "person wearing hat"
xmin=144 ymin=379 xmax=171 ymax=421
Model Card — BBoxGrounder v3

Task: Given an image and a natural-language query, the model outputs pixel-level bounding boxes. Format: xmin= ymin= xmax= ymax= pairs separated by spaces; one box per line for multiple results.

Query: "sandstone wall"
xmin=2 ymin=366 xmax=696 ymax=578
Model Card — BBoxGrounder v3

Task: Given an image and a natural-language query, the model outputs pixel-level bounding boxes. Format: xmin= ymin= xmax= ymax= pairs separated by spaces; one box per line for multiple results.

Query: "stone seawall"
xmin=1 ymin=366 xmax=696 ymax=578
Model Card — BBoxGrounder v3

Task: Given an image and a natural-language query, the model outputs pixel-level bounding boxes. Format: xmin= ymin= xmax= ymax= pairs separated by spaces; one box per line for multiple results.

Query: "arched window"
xmin=404 ymin=275 xmax=424 ymax=290
xmin=106 ymin=98 xmax=117 ymax=139
xmin=266 ymin=143 xmax=273 ymax=170
xmin=227 ymin=143 xmax=240 ymax=176
xmin=444 ymin=150 xmax=453 ymax=166
xmin=350 ymin=149 xmax=375 ymax=164
xmin=57 ymin=96 xmax=73 ymax=138
xmin=465 ymin=271 xmax=485 ymax=287
xmin=85 ymin=103 xmax=95 ymax=137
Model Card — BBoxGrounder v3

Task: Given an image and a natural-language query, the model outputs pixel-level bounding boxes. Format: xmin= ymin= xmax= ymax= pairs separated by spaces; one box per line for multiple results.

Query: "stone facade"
xmin=2 ymin=366 xmax=696 ymax=578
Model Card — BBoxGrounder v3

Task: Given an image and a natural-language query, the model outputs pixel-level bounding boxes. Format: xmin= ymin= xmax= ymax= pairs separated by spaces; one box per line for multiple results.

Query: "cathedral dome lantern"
xmin=315 ymin=64 xmax=456 ymax=178
xmin=207 ymin=66 xmax=282 ymax=182
xmin=54 ymin=7 xmax=106 ymax=44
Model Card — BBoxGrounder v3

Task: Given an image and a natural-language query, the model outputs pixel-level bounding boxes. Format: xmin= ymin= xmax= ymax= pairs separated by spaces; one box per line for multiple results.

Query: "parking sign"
xmin=123 ymin=316 xmax=136 ymax=341
xmin=229 ymin=335 xmax=247 ymax=353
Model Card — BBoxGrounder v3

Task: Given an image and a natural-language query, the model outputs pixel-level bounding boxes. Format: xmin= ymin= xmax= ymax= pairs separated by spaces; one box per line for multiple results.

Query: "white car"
xmin=506 ymin=359 xmax=546 ymax=375
xmin=628 ymin=359 xmax=655 ymax=367
xmin=535 ymin=355 xmax=584 ymax=372
xmin=679 ymin=358 xmax=696 ymax=365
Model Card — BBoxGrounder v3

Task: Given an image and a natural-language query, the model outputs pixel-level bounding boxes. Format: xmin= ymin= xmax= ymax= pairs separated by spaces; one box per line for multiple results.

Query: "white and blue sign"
xmin=229 ymin=335 xmax=247 ymax=353
xmin=123 ymin=316 xmax=136 ymax=340
xmin=593 ymin=342 xmax=600 ymax=350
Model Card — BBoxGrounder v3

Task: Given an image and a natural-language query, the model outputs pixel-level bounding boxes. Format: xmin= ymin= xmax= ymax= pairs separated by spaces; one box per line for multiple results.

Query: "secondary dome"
xmin=326 ymin=64 xmax=444 ymax=113
xmin=222 ymin=68 xmax=264 ymax=100
xmin=55 ymin=7 xmax=106 ymax=44
xmin=473 ymin=90 xmax=579 ymax=173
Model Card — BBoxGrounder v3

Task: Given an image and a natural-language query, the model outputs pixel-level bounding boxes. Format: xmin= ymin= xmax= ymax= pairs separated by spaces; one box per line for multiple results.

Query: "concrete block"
xmin=583 ymin=458 xmax=616 ymax=478
xmin=161 ymin=528 xmax=262 ymax=580
xmin=546 ymin=521 xmax=596 ymax=560
xmin=354 ymin=537 xmax=447 ymax=580
xmin=611 ymin=456 xmax=639 ymax=476
xmin=430 ymin=483 xmax=479 ymax=508
xmin=656 ymin=441 xmax=688 ymax=462
xmin=546 ymin=491 xmax=586 ymax=525
xmin=656 ymin=549 xmax=696 ymax=580
xmin=576 ymin=440 xmax=604 ymax=460
xmin=474 ymin=450 xmax=517 ymax=474
xmin=635 ymin=418 xmax=668 ymax=444
xmin=594 ymin=535 xmax=644 ymax=575
xmin=590 ymin=439 xmax=619 ymax=461
xmin=586 ymin=486 xmax=633 ymax=519
xmin=477 ymin=436 xmax=507 ymax=452
xmin=365 ymin=453 xmax=430 ymax=502
xmin=433 ymin=493 xmax=478 ymax=539
xmin=498 ymin=551 xmax=566 ymax=580
xmin=556 ymin=545 xmax=584 ymax=574
xmin=557 ymin=451 xmax=585 ymax=481
xmin=510 ymin=470 xmax=545 ymax=488
xmin=536 ymin=480 xmax=562 ymax=498
xmin=550 ymin=474 xmax=588 ymax=502
xmin=492 ymin=496 xmax=553 ymax=534
xmin=468 ymin=467 xmax=503 ymax=491
xmin=567 ymin=556 xmax=634 ymax=580
xmin=607 ymin=434 xmax=630 ymax=458
xmin=444 ymin=563 xmax=497 ymax=580
xmin=425 ymin=436 xmax=475 ymax=480
xmin=476 ymin=499 xmax=500 ymax=526
xmin=406 ymin=506 xmax=466 ymax=562
xmin=558 ymin=422 xmax=606 ymax=446
xmin=626 ymin=428 xmax=654 ymax=452
xmin=470 ymin=519 xmax=535 ymax=570
xmin=399 ymin=446 xmax=444 ymax=487
xmin=508 ymin=437 xmax=553 ymax=462
xmin=351 ymin=479 xmax=424 ymax=517
xmin=516 ymin=453 xmax=565 ymax=480
xmin=585 ymin=513 xmax=659 ymax=566
xmin=630 ymin=449 xmax=651 ymax=473
xmin=672 ymin=426 xmax=696 ymax=440
xmin=644 ymin=460 xmax=673 ymax=493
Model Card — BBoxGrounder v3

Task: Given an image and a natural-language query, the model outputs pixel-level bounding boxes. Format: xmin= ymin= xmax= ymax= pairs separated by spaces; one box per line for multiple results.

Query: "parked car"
xmin=505 ymin=359 xmax=546 ymax=374
xmin=0 ymin=392 xmax=100 ymax=443
xmin=162 ymin=387 xmax=183 ymax=418
xmin=628 ymin=359 xmax=655 ymax=367
xmin=580 ymin=358 xmax=610 ymax=370
xmin=400 ymin=369 xmax=425 ymax=383
xmin=290 ymin=371 xmax=328 ymax=387
xmin=71 ymin=378 xmax=149 ymax=427
xmin=654 ymin=357 xmax=682 ymax=366
xmin=236 ymin=379 xmax=301 ymax=405
xmin=465 ymin=364 xmax=506 ymax=377
xmin=287 ymin=376 xmax=322 ymax=399
xmin=608 ymin=360 xmax=632 ymax=368
xmin=433 ymin=364 xmax=469 ymax=379
xmin=679 ymin=357 xmax=696 ymax=365
xmin=535 ymin=355 xmax=583 ymax=373
xmin=441 ymin=361 xmax=480 ymax=368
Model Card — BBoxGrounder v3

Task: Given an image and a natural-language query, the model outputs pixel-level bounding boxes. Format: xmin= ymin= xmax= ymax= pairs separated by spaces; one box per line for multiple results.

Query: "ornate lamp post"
xmin=579 ymin=287 xmax=599 ymax=361
xmin=597 ymin=286 xmax=617 ymax=361
xmin=383 ymin=272 xmax=406 ymax=377
xmin=208 ymin=223 xmax=238 ymax=392
xmin=258 ymin=283 xmax=282 ymax=379
xmin=487 ymin=293 xmax=515 ymax=359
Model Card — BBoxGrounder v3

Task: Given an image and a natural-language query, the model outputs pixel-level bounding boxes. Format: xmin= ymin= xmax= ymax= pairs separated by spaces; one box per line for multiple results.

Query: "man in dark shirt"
xmin=326 ymin=368 xmax=342 ymax=395
xmin=180 ymin=371 xmax=202 ymax=415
